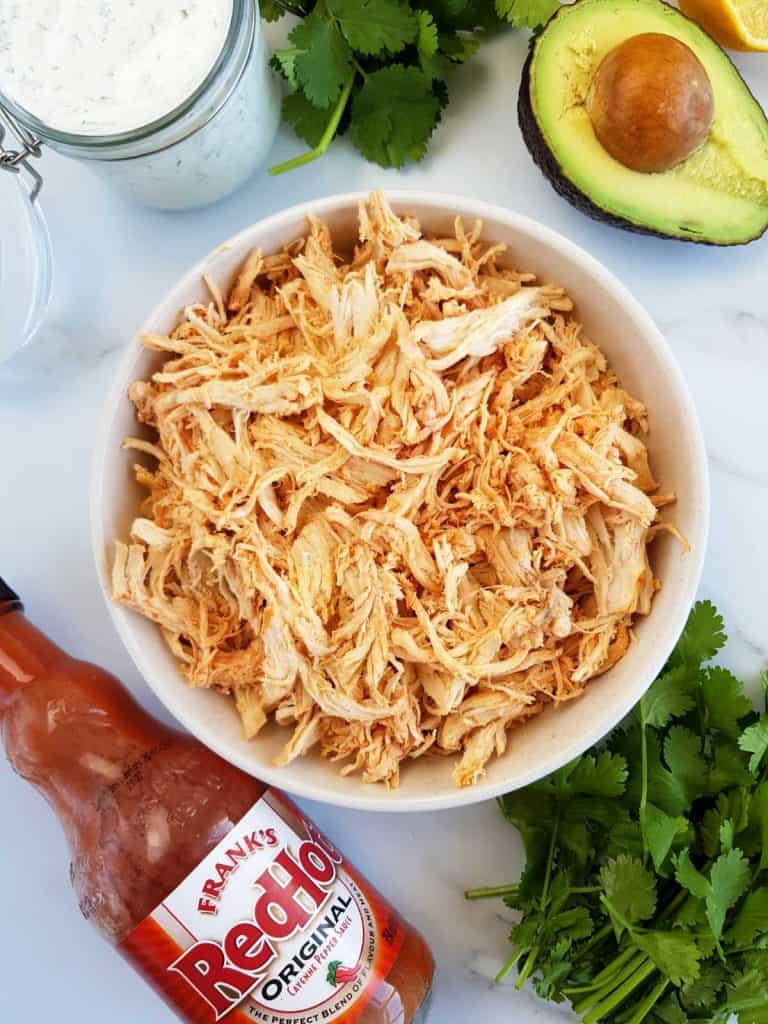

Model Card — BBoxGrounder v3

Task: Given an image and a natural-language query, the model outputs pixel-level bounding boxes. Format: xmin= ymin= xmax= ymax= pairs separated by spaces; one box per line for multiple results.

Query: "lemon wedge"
xmin=680 ymin=0 xmax=768 ymax=52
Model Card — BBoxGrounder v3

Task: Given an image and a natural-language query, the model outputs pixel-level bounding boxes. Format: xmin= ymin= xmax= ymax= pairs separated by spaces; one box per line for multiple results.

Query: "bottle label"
xmin=120 ymin=790 xmax=405 ymax=1023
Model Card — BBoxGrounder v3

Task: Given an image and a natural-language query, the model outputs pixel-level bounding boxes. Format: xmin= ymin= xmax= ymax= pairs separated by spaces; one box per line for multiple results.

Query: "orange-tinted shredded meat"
xmin=113 ymin=193 xmax=672 ymax=787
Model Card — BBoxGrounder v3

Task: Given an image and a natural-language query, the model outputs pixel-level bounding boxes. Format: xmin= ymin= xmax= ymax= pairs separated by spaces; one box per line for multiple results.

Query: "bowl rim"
xmin=90 ymin=189 xmax=710 ymax=812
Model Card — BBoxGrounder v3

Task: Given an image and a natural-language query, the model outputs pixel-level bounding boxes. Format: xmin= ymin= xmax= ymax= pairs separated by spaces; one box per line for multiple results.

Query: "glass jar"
xmin=0 ymin=0 xmax=280 ymax=211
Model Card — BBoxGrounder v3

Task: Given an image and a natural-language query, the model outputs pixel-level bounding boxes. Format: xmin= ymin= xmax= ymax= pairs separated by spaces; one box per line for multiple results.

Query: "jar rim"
xmin=0 ymin=0 xmax=250 ymax=155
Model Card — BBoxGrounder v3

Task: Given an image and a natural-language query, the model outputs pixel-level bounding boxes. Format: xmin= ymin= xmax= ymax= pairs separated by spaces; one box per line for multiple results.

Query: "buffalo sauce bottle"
xmin=0 ymin=579 xmax=434 ymax=1023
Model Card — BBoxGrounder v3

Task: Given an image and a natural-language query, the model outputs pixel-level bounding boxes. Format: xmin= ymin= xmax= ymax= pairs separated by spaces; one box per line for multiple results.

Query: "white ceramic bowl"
xmin=91 ymin=191 xmax=709 ymax=812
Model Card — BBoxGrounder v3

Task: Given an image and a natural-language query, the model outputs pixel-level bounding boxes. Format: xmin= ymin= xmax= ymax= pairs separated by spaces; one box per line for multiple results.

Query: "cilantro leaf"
xmin=675 ymin=849 xmax=711 ymax=902
xmin=676 ymin=848 xmax=751 ymax=940
xmin=748 ymin=782 xmax=768 ymax=871
xmin=421 ymin=0 xmax=472 ymax=22
xmin=606 ymin=820 xmax=644 ymax=860
xmin=633 ymin=930 xmax=701 ymax=986
xmin=720 ymin=817 xmax=736 ymax=853
xmin=722 ymin=787 xmax=753 ymax=834
xmin=743 ymin=950 xmax=768 ymax=976
xmin=655 ymin=994 xmax=688 ymax=1024
xmin=416 ymin=9 xmax=440 ymax=63
xmin=564 ymin=795 xmax=629 ymax=830
xmin=681 ymin=962 xmax=728 ymax=1010
xmin=350 ymin=66 xmax=442 ymax=167
xmin=600 ymin=855 xmax=657 ymax=929
xmin=569 ymin=751 xmax=628 ymax=797
xmin=671 ymin=599 xmax=727 ymax=669
xmin=710 ymin=739 xmax=755 ymax=793
xmin=549 ymin=905 xmax=593 ymax=942
xmin=497 ymin=790 xmax=554 ymax=898
xmin=495 ymin=0 xmax=559 ymax=29
xmin=260 ymin=0 xmax=287 ymax=22
xmin=727 ymin=887 xmax=768 ymax=947
xmin=647 ymin=729 xmax=689 ymax=816
xmin=674 ymin=892 xmax=708 ymax=929
xmin=558 ymin=819 xmax=591 ymax=864
xmin=290 ymin=13 xmax=353 ymax=107
xmin=739 ymin=715 xmax=768 ymax=774
xmin=438 ymin=30 xmax=480 ymax=62
xmin=645 ymin=803 xmax=689 ymax=873
xmin=664 ymin=726 xmax=708 ymax=804
xmin=703 ymin=667 xmax=753 ymax=737
xmin=424 ymin=0 xmax=499 ymax=30
xmin=272 ymin=48 xmax=300 ymax=89
xmin=701 ymin=806 xmax=724 ymax=859
xmin=638 ymin=665 xmax=696 ymax=730
xmin=725 ymin=968 xmax=768 ymax=1024
xmin=282 ymin=91 xmax=328 ymax=149
xmin=331 ymin=0 xmax=418 ymax=55
xmin=533 ymin=938 xmax=572 ymax=1000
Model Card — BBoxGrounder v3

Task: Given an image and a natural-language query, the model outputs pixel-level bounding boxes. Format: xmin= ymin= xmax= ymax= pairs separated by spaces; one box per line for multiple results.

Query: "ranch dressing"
xmin=0 ymin=1 xmax=232 ymax=135
xmin=0 ymin=0 xmax=280 ymax=209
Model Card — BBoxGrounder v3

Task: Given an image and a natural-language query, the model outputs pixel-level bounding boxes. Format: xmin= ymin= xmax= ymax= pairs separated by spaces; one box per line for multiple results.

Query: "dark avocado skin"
xmin=517 ymin=5 xmax=768 ymax=246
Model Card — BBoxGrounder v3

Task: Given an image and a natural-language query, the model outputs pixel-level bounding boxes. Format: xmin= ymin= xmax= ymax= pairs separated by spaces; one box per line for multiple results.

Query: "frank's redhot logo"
xmin=120 ymin=791 xmax=405 ymax=1024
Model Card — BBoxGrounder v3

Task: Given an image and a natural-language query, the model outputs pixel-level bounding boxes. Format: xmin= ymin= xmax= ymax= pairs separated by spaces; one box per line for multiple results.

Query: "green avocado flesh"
xmin=520 ymin=0 xmax=768 ymax=244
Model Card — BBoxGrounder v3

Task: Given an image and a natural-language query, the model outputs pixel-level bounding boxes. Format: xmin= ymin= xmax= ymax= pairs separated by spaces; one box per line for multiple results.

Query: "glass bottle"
xmin=0 ymin=578 xmax=434 ymax=1022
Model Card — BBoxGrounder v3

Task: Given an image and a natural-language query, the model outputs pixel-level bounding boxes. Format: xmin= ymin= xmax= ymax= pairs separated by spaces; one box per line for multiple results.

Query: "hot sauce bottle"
xmin=0 ymin=579 xmax=434 ymax=1023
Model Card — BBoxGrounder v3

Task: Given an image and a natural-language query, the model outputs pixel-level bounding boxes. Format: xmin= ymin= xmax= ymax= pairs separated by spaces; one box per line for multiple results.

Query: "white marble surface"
xmin=2 ymin=20 xmax=768 ymax=1024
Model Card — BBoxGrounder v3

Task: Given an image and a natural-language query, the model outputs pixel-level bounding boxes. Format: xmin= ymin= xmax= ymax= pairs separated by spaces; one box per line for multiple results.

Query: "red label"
xmin=120 ymin=791 xmax=405 ymax=1023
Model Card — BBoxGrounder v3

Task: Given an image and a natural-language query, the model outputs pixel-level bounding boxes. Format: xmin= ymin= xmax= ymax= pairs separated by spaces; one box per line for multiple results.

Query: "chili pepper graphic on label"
xmin=326 ymin=960 xmax=361 ymax=986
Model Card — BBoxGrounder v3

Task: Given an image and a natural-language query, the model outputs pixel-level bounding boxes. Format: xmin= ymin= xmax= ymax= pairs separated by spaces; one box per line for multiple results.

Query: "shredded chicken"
xmin=112 ymin=193 xmax=673 ymax=788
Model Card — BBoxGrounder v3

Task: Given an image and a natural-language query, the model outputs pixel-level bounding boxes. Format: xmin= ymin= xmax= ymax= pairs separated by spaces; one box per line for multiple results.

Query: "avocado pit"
xmin=586 ymin=32 xmax=715 ymax=173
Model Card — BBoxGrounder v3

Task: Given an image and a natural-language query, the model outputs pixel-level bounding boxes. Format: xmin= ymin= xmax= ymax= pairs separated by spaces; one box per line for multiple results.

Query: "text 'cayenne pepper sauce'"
xmin=0 ymin=579 xmax=434 ymax=1023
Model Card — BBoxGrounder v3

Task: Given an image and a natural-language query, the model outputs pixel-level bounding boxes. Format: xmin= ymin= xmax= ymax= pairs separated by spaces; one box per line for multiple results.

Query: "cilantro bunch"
xmin=467 ymin=602 xmax=768 ymax=1024
xmin=263 ymin=0 xmax=560 ymax=174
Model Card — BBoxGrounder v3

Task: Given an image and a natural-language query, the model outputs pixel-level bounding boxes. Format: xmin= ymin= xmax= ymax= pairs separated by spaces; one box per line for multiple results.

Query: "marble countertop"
xmin=2 ymin=21 xmax=768 ymax=1024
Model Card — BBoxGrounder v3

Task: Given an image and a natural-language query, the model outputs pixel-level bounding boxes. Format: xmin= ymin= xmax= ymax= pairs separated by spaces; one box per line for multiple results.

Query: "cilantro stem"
xmin=495 ymin=946 xmax=526 ymax=983
xmin=514 ymin=945 xmax=540 ymax=990
xmin=464 ymin=884 xmax=519 ymax=900
xmin=639 ymin=719 xmax=649 ymax=863
xmin=351 ymin=56 xmax=368 ymax=81
xmin=658 ymin=888 xmax=688 ymax=922
xmin=581 ymin=959 xmax=657 ymax=1024
xmin=572 ymin=922 xmax=613 ymax=962
xmin=571 ymin=952 xmax=648 ymax=1011
xmin=269 ymin=73 xmax=355 ymax=175
xmin=541 ymin=815 xmax=560 ymax=909
xmin=625 ymin=977 xmax=669 ymax=1024
xmin=565 ymin=947 xmax=639 ymax=995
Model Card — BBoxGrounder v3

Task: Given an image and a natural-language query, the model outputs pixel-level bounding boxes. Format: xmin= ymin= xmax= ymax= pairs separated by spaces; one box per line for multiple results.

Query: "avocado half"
xmin=518 ymin=0 xmax=768 ymax=245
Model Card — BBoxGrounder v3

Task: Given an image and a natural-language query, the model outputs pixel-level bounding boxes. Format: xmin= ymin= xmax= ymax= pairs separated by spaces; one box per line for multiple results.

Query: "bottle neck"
xmin=0 ymin=586 xmax=174 ymax=819
xmin=0 ymin=598 xmax=65 ymax=712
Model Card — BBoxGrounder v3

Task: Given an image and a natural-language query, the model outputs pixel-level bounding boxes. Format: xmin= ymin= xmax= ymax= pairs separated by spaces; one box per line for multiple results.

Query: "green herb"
xmin=466 ymin=602 xmax=768 ymax=1024
xmin=267 ymin=0 xmax=560 ymax=173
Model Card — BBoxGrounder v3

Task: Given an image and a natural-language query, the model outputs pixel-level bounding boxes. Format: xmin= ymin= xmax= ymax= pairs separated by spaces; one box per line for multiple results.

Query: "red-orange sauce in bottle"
xmin=0 ymin=579 xmax=434 ymax=1023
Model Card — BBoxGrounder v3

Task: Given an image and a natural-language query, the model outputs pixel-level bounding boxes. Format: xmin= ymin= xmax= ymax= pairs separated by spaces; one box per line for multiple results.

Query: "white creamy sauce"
xmin=0 ymin=0 xmax=233 ymax=134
